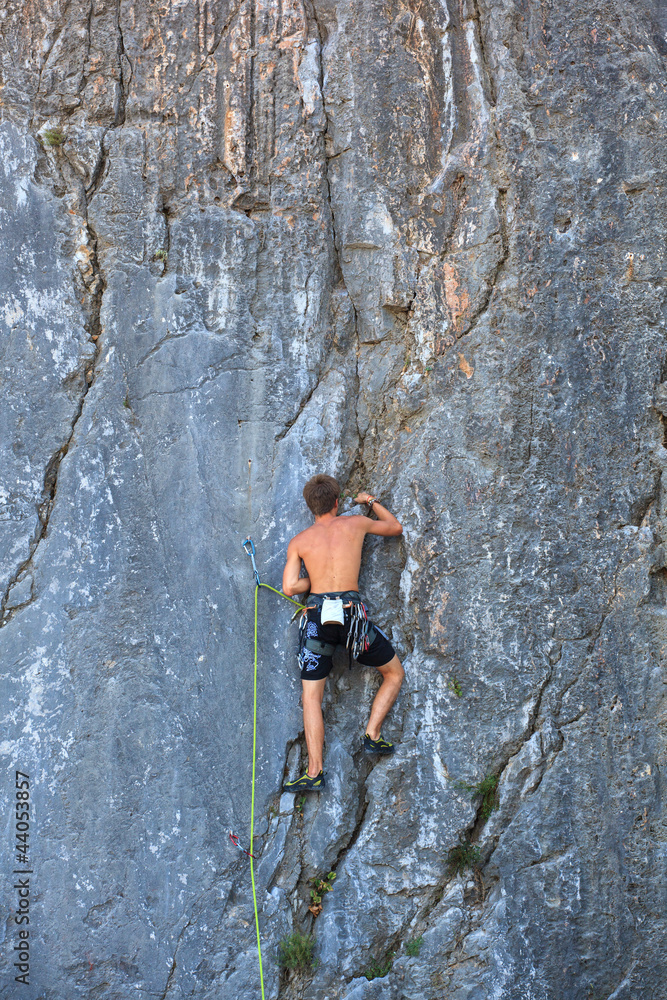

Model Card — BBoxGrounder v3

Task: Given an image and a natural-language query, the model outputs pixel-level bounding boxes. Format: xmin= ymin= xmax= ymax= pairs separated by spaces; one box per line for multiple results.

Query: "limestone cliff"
xmin=1 ymin=1 xmax=666 ymax=998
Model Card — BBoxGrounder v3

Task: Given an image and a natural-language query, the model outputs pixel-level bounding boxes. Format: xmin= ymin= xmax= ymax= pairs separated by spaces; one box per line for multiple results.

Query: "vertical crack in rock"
xmin=449 ymin=190 xmax=509 ymax=356
xmin=115 ymin=0 xmax=129 ymax=127
xmin=468 ymin=0 xmax=496 ymax=107
xmin=81 ymin=0 xmax=95 ymax=99
xmin=155 ymin=195 xmax=172 ymax=276
xmin=274 ymin=2 xmax=362 ymax=459
xmin=307 ymin=0 xmax=363 ymax=475
xmin=159 ymin=913 xmax=194 ymax=1000
xmin=0 ymin=7 xmax=136 ymax=625
xmin=158 ymin=881 xmax=218 ymax=1000
xmin=163 ymin=201 xmax=172 ymax=258
xmin=0 ymin=195 xmax=106 ymax=627
xmin=247 ymin=0 xmax=257 ymax=188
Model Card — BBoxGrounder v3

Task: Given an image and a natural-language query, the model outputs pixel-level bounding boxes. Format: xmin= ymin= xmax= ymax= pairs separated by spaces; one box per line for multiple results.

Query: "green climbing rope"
xmin=244 ymin=539 xmax=302 ymax=1000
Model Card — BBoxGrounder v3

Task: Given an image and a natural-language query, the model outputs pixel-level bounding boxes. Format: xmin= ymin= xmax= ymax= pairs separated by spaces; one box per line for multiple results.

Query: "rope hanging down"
xmin=241 ymin=538 xmax=302 ymax=1000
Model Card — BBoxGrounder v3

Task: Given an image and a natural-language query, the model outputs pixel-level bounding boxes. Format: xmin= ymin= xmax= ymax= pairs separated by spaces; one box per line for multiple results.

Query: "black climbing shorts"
xmin=298 ymin=594 xmax=396 ymax=681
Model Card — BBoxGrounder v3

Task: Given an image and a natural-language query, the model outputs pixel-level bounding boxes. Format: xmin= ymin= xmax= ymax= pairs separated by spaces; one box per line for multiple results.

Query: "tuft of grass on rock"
xmin=364 ymin=952 xmax=394 ymax=980
xmin=277 ymin=931 xmax=315 ymax=971
xmin=455 ymin=773 xmax=499 ymax=819
xmin=448 ymin=674 xmax=463 ymax=697
xmin=446 ymin=841 xmax=481 ymax=877
xmin=405 ymin=935 xmax=424 ymax=957
xmin=42 ymin=128 xmax=66 ymax=147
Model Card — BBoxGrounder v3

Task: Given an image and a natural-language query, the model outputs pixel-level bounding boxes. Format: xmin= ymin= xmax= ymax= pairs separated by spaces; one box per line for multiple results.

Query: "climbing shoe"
xmin=282 ymin=770 xmax=325 ymax=793
xmin=363 ymin=733 xmax=395 ymax=754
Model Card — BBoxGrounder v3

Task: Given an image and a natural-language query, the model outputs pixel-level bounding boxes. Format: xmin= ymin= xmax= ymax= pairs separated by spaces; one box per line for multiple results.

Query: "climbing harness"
xmin=298 ymin=615 xmax=336 ymax=672
xmin=242 ymin=538 xmax=302 ymax=1000
xmin=229 ymin=831 xmax=255 ymax=858
xmin=297 ymin=591 xmax=376 ymax=671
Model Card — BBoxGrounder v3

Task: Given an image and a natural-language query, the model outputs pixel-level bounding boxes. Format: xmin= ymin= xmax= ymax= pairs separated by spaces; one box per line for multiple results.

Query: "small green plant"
xmin=364 ymin=952 xmax=394 ymax=980
xmin=153 ymin=249 xmax=168 ymax=264
xmin=277 ymin=931 xmax=315 ymax=971
xmin=123 ymin=393 xmax=131 ymax=409
xmin=295 ymin=794 xmax=306 ymax=816
xmin=42 ymin=127 xmax=66 ymax=147
xmin=455 ymin=773 xmax=499 ymax=819
xmin=309 ymin=871 xmax=336 ymax=916
xmin=446 ymin=841 xmax=480 ymax=877
xmin=448 ymin=674 xmax=462 ymax=697
xmin=405 ymin=935 xmax=423 ymax=957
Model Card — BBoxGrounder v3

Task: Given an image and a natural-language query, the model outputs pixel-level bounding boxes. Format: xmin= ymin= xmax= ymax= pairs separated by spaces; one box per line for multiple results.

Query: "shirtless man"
xmin=281 ymin=473 xmax=405 ymax=792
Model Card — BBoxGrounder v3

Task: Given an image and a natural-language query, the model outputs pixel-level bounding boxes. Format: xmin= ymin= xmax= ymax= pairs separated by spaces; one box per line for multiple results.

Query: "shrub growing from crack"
xmin=42 ymin=128 xmax=66 ymax=147
xmin=446 ymin=841 xmax=481 ymax=877
xmin=277 ymin=931 xmax=315 ymax=971
xmin=309 ymin=871 xmax=336 ymax=917
xmin=153 ymin=249 xmax=168 ymax=265
xmin=455 ymin=773 xmax=499 ymax=819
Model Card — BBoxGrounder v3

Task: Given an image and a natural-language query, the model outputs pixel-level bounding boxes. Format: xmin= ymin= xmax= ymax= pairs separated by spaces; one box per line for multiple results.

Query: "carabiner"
xmin=242 ymin=537 xmax=261 ymax=586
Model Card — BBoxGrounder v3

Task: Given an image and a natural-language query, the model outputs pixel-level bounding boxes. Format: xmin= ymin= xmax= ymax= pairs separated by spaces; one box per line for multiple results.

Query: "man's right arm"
xmin=282 ymin=537 xmax=311 ymax=596
xmin=354 ymin=493 xmax=403 ymax=537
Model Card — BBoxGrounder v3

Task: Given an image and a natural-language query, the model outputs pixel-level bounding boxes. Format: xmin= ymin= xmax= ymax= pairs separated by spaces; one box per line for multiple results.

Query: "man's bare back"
xmin=282 ymin=492 xmax=402 ymax=597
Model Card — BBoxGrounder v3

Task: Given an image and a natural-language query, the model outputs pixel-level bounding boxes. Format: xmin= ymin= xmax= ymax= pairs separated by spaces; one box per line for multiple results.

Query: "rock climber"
xmin=281 ymin=474 xmax=405 ymax=792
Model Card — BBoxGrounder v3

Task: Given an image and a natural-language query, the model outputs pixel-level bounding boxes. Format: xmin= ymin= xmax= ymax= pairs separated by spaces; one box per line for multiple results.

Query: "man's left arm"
xmin=354 ymin=493 xmax=403 ymax=537
xmin=282 ymin=538 xmax=311 ymax=596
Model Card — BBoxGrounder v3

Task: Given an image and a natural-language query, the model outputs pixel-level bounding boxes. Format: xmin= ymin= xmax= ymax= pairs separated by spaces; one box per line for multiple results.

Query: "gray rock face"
xmin=1 ymin=1 xmax=666 ymax=998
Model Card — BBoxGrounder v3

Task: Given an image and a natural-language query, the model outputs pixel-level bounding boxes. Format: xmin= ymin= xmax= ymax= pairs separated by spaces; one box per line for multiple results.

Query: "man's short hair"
xmin=303 ymin=474 xmax=340 ymax=516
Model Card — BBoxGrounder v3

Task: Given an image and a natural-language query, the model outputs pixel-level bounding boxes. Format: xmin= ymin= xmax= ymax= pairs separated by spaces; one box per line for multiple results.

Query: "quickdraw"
xmin=347 ymin=599 xmax=375 ymax=660
xmin=242 ymin=537 xmax=261 ymax=586
xmin=229 ymin=831 xmax=255 ymax=859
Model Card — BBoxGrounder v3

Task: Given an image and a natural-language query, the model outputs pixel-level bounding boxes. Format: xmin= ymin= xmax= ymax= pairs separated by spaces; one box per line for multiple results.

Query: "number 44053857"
xmin=15 ymin=772 xmax=30 ymax=864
